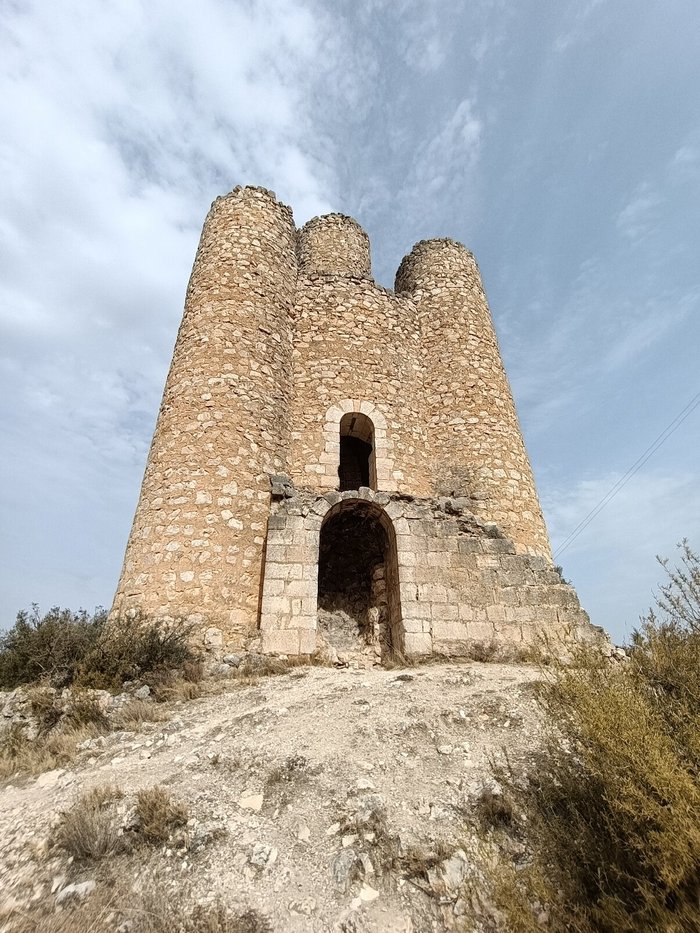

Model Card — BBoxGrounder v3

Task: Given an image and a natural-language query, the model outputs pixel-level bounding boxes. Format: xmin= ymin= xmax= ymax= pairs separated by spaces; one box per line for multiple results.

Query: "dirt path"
xmin=1 ymin=661 xmax=545 ymax=931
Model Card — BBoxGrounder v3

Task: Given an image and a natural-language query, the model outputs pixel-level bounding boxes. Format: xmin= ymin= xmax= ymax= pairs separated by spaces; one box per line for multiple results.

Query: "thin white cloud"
xmin=393 ymin=97 xmax=483 ymax=239
xmin=554 ymin=0 xmax=611 ymax=53
xmin=616 ymin=183 xmax=663 ymax=241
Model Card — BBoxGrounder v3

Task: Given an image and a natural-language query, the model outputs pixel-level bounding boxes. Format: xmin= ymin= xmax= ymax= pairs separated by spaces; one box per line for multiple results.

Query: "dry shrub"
xmin=491 ymin=541 xmax=700 ymax=932
xmin=53 ymin=784 xmax=125 ymax=861
xmin=27 ymin=687 xmax=62 ymax=733
xmin=392 ymin=840 xmax=456 ymax=882
xmin=113 ymin=698 xmax=168 ymax=729
xmin=0 ymin=723 xmax=94 ymax=778
xmin=474 ymin=784 xmax=515 ymax=829
xmin=468 ymin=639 xmax=499 ymax=663
xmin=265 ymin=754 xmax=309 ymax=788
xmin=0 ymin=606 xmax=105 ymax=689
xmin=134 ymin=785 xmax=188 ymax=844
xmin=6 ymin=878 xmax=270 ymax=933
xmin=63 ymin=693 xmax=110 ymax=731
xmin=0 ymin=606 xmax=196 ymax=691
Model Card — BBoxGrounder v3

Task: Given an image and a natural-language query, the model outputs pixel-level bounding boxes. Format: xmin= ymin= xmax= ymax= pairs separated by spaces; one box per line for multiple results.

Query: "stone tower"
xmin=113 ymin=185 xmax=593 ymax=660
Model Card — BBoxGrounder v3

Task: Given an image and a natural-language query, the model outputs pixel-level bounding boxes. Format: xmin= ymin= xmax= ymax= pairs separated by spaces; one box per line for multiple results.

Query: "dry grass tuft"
xmin=134 ymin=785 xmax=188 ymax=844
xmin=474 ymin=784 xmax=515 ymax=829
xmin=5 ymin=878 xmax=271 ymax=933
xmin=112 ymin=698 xmax=168 ymax=729
xmin=0 ymin=722 xmax=95 ymax=778
xmin=53 ymin=784 xmax=125 ymax=861
xmin=138 ymin=899 xmax=273 ymax=933
xmin=265 ymin=754 xmax=309 ymax=788
xmin=151 ymin=674 xmax=203 ymax=703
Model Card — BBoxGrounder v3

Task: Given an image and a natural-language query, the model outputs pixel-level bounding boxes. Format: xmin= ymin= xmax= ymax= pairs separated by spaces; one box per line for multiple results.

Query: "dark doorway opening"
xmin=317 ymin=500 xmax=401 ymax=663
xmin=338 ymin=412 xmax=376 ymax=491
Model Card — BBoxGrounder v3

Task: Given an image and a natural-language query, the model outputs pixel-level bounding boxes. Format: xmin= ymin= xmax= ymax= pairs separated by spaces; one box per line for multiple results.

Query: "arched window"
xmin=339 ymin=412 xmax=376 ymax=491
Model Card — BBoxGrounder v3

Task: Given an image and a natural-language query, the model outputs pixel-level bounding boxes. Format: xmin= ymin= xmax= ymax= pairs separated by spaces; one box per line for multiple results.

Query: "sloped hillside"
xmin=1 ymin=661 xmax=546 ymax=932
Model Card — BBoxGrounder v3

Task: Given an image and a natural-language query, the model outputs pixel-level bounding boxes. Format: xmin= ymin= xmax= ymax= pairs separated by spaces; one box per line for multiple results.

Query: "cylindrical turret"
xmin=112 ymin=186 xmax=298 ymax=645
xmin=297 ymin=214 xmax=371 ymax=278
xmin=396 ymin=238 xmax=552 ymax=559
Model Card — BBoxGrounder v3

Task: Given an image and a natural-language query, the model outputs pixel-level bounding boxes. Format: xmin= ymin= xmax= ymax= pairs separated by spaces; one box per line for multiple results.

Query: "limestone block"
xmin=262 ymin=630 xmax=301 ymax=655
xmin=432 ymin=603 xmax=459 ymax=621
xmin=403 ymin=632 xmax=432 ymax=656
xmin=202 ymin=627 xmax=224 ymax=652
xmin=401 ymin=599 xmax=427 ymax=620
xmin=432 ymin=620 xmax=468 ymax=641
xmin=457 ymin=538 xmax=482 ymax=555
xmin=481 ymin=539 xmax=516 ymax=555
xmin=465 ymin=622 xmax=497 ymax=642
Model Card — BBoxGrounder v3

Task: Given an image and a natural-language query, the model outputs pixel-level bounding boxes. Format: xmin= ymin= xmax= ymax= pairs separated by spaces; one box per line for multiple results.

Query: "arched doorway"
xmin=339 ymin=412 xmax=376 ymax=491
xmin=317 ymin=499 xmax=402 ymax=662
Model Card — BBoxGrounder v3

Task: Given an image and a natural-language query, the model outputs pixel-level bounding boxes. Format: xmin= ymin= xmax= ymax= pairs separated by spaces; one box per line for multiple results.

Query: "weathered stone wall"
xmin=259 ymin=488 xmax=591 ymax=659
xmin=112 ymin=187 xmax=297 ymax=646
xmin=395 ymin=240 xmax=551 ymax=559
xmin=289 ymin=271 xmax=430 ymax=495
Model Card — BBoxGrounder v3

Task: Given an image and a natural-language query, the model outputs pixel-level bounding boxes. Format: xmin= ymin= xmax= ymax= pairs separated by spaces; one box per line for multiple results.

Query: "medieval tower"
xmin=112 ymin=185 xmax=592 ymax=660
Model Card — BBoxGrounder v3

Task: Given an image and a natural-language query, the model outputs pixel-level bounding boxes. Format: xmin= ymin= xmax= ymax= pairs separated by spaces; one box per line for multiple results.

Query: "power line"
xmin=553 ymin=389 xmax=700 ymax=560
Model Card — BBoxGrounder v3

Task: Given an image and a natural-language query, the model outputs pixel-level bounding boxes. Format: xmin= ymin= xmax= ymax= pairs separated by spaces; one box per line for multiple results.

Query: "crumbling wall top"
xmin=297 ymin=213 xmax=372 ymax=278
xmin=394 ymin=237 xmax=479 ymax=294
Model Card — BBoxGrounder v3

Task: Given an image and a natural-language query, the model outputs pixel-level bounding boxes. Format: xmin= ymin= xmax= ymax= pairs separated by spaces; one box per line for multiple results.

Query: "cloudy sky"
xmin=2 ymin=0 xmax=699 ymax=643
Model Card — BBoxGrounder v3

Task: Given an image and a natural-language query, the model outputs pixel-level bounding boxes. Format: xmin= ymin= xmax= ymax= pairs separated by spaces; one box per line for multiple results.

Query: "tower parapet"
xmin=297 ymin=214 xmax=371 ymax=278
xmin=395 ymin=237 xmax=478 ymax=293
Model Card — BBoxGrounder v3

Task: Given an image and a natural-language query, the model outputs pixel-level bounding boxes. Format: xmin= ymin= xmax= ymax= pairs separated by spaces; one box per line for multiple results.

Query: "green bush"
xmin=0 ymin=606 xmax=105 ymax=689
xmin=492 ymin=541 xmax=700 ymax=932
xmin=0 ymin=606 xmax=195 ymax=691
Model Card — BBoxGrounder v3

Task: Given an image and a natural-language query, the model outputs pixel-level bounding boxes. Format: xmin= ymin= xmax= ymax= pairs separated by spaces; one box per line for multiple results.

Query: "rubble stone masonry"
xmin=113 ymin=186 xmax=598 ymax=657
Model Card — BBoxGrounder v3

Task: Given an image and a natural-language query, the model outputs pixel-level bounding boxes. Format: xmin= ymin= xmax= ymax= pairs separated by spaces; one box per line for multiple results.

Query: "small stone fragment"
xmin=332 ymin=848 xmax=358 ymax=891
xmin=56 ymin=881 xmax=96 ymax=904
xmin=239 ymin=792 xmax=264 ymax=812
xmin=359 ymin=884 xmax=380 ymax=902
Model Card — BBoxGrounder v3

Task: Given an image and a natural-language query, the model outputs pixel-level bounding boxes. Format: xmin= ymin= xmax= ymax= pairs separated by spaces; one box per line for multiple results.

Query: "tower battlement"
xmin=297 ymin=214 xmax=371 ymax=278
xmin=394 ymin=237 xmax=478 ymax=293
xmin=113 ymin=187 xmax=597 ymax=661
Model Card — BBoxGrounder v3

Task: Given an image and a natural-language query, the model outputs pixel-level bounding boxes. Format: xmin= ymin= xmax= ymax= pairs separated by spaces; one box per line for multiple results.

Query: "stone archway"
xmin=316 ymin=499 xmax=403 ymax=662
xmin=259 ymin=492 xmax=405 ymax=661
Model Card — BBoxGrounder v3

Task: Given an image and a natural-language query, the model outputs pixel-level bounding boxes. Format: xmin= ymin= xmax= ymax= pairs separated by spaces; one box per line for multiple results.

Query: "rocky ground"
xmin=0 ymin=660 xmax=548 ymax=932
